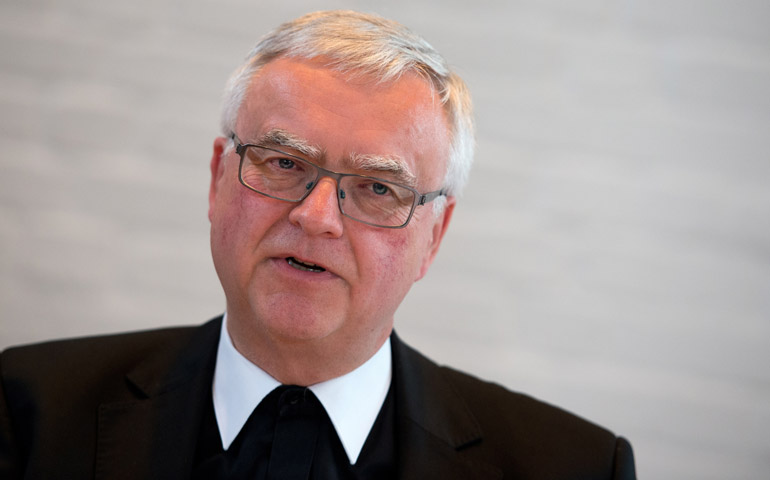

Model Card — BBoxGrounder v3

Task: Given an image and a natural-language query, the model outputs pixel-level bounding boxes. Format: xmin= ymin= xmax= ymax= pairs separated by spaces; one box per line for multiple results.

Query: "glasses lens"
xmin=239 ymin=145 xmax=418 ymax=228
xmin=339 ymin=176 xmax=416 ymax=227
xmin=240 ymin=146 xmax=317 ymax=201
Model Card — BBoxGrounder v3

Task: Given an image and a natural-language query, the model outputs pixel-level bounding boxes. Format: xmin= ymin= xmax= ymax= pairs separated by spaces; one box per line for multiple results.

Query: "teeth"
xmin=287 ymin=257 xmax=325 ymax=272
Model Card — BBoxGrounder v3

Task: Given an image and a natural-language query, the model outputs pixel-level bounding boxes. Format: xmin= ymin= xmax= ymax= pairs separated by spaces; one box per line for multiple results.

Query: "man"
xmin=0 ymin=10 xmax=636 ymax=479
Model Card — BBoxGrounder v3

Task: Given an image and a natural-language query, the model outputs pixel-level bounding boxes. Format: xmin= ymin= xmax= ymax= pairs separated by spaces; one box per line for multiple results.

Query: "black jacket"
xmin=0 ymin=317 xmax=635 ymax=479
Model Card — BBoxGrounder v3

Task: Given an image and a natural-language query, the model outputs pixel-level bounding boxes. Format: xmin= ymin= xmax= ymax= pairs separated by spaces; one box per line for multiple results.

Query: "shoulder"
xmin=2 ymin=325 xmax=199 ymax=380
xmin=392 ymin=334 xmax=636 ymax=478
xmin=443 ymin=366 xmax=636 ymax=478
xmin=440 ymin=363 xmax=615 ymax=444
xmin=394 ymin=333 xmax=613 ymax=439
xmin=1 ymin=319 xmax=220 ymax=406
xmin=0 ymin=319 xmax=223 ymax=478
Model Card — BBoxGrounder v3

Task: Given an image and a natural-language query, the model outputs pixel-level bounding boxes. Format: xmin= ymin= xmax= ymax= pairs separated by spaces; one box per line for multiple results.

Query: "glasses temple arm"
xmin=417 ymin=189 xmax=446 ymax=206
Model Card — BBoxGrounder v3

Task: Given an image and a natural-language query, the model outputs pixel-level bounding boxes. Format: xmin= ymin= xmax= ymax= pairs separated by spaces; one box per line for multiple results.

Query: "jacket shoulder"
xmin=392 ymin=334 xmax=635 ymax=479
xmin=2 ymin=325 xmax=200 ymax=385
xmin=440 ymin=364 xmax=612 ymax=437
xmin=1 ymin=320 xmax=221 ymax=412
xmin=440 ymin=364 xmax=634 ymax=478
xmin=0 ymin=320 xmax=222 ymax=479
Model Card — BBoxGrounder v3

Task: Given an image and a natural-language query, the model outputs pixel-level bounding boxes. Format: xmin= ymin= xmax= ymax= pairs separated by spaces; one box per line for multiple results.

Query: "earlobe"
xmin=208 ymin=137 xmax=229 ymax=221
xmin=415 ymin=197 xmax=456 ymax=281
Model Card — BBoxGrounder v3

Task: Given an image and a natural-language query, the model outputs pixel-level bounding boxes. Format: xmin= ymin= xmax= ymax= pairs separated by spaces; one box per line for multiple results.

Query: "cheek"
xmin=215 ymin=186 xmax=270 ymax=238
xmin=365 ymin=232 xmax=421 ymax=291
xmin=211 ymin=197 xmax=242 ymax=251
xmin=384 ymin=234 xmax=412 ymax=267
xmin=211 ymin=190 xmax=263 ymax=271
xmin=210 ymin=213 xmax=240 ymax=286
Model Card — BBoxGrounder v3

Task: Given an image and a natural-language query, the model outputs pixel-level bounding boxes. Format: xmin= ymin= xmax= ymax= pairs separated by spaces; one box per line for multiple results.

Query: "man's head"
xmin=208 ymin=11 xmax=474 ymax=383
xmin=220 ymin=10 xmax=474 ymax=198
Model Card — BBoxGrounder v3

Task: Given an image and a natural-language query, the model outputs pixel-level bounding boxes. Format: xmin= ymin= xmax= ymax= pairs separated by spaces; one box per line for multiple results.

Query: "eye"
xmin=371 ymin=182 xmax=390 ymax=195
xmin=277 ymin=157 xmax=295 ymax=169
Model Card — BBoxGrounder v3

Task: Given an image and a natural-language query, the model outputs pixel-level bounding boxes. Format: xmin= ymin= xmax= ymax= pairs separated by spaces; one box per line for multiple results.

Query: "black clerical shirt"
xmin=192 ymin=382 xmax=397 ymax=479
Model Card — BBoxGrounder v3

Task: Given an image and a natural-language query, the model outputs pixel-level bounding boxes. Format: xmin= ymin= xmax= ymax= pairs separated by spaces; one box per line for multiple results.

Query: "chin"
xmin=268 ymin=315 xmax=333 ymax=338
xmin=258 ymin=297 xmax=345 ymax=343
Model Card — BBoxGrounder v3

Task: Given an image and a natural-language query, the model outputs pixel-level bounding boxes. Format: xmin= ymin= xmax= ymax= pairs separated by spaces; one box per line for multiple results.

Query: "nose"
xmin=287 ymin=177 xmax=344 ymax=238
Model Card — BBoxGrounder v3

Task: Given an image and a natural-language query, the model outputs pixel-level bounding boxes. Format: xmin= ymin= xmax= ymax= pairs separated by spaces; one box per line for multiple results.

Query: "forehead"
xmin=236 ymin=57 xmax=451 ymax=185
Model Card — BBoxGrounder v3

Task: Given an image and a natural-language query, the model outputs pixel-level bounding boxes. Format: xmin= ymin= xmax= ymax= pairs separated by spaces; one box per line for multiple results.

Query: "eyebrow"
xmin=251 ymin=128 xmax=417 ymax=188
xmin=253 ymin=128 xmax=321 ymax=158
xmin=348 ymin=153 xmax=417 ymax=188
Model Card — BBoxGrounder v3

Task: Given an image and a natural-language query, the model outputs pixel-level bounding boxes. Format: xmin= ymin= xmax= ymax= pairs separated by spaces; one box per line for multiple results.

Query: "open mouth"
xmin=286 ymin=257 xmax=326 ymax=273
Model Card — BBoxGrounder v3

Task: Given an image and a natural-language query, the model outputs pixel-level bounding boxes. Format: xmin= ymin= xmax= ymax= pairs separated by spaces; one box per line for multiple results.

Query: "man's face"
xmin=208 ymin=57 xmax=454 ymax=359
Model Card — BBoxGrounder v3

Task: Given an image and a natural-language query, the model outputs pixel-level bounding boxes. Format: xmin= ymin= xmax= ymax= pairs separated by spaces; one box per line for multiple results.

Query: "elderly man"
xmin=0 ymin=10 xmax=636 ymax=479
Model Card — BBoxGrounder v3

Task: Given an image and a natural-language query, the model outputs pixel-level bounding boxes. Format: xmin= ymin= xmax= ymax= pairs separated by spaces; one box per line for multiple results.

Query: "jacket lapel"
xmin=94 ymin=318 xmax=222 ymax=480
xmin=391 ymin=333 xmax=502 ymax=480
xmin=91 ymin=322 xmax=499 ymax=478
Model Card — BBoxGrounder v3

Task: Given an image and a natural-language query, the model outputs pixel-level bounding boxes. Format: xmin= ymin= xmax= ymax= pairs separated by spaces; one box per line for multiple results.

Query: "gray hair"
xmin=220 ymin=10 xmax=475 ymax=197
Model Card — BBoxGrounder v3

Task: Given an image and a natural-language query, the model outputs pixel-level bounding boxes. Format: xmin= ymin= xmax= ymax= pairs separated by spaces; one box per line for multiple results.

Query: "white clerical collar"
xmin=212 ymin=314 xmax=392 ymax=464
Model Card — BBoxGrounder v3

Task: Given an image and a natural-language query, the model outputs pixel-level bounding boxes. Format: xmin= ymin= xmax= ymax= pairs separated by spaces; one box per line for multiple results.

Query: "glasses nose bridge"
xmin=300 ymin=163 xmax=347 ymax=209
xmin=314 ymin=163 xmax=345 ymax=186
xmin=305 ymin=163 xmax=346 ymax=196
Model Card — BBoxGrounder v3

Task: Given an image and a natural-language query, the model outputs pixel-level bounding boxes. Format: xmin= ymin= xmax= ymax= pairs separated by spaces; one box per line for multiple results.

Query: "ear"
xmin=208 ymin=137 xmax=230 ymax=222
xmin=415 ymin=196 xmax=456 ymax=281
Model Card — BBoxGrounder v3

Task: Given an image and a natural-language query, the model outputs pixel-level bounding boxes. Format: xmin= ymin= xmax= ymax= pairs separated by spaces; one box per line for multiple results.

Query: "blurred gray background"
xmin=2 ymin=0 xmax=769 ymax=478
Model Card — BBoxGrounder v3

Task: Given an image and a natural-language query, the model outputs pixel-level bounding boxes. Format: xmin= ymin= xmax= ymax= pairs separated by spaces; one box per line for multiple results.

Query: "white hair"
xmin=220 ymin=10 xmax=475 ymax=201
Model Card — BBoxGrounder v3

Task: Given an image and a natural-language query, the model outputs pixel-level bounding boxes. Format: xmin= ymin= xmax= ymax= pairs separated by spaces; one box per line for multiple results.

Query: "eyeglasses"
xmin=231 ymin=135 xmax=446 ymax=228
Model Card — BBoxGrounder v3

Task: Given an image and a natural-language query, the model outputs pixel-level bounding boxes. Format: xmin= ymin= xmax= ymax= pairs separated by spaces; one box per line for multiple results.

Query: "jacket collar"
xmin=93 ymin=319 xmax=501 ymax=479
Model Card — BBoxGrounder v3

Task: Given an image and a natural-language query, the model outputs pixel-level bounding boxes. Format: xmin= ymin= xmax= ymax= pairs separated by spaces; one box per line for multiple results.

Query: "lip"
xmin=269 ymin=255 xmax=340 ymax=281
xmin=287 ymin=257 xmax=325 ymax=273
